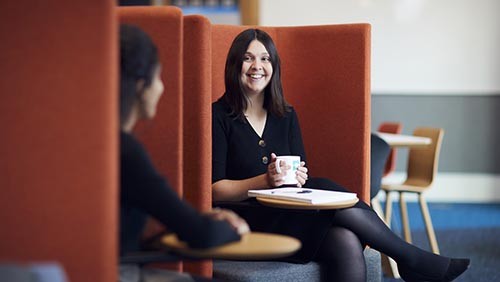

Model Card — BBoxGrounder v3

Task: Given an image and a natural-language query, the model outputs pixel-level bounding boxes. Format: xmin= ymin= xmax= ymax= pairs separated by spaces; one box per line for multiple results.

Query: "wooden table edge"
xmin=256 ymin=197 xmax=359 ymax=210
xmin=161 ymin=232 xmax=301 ymax=260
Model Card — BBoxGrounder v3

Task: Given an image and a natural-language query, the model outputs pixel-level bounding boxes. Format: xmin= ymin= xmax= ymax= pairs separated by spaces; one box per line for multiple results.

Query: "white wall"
xmin=260 ymin=0 xmax=500 ymax=203
xmin=260 ymin=0 xmax=500 ymax=95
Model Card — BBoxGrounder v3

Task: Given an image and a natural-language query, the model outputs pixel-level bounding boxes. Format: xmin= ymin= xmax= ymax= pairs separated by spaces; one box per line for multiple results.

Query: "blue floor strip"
xmin=381 ymin=202 xmax=500 ymax=231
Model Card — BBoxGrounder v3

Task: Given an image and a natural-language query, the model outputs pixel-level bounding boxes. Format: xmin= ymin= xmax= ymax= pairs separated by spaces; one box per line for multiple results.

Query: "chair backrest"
xmin=370 ymin=134 xmax=391 ymax=199
xmin=378 ymin=122 xmax=403 ymax=176
xmin=117 ymin=5 xmax=185 ymax=272
xmin=406 ymin=127 xmax=444 ymax=187
xmin=211 ymin=24 xmax=371 ymax=202
xmin=0 ymin=1 xmax=117 ymax=282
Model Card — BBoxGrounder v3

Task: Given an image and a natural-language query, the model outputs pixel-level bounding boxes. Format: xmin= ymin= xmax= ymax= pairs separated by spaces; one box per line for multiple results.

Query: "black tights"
xmin=316 ymin=226 xmax=366 ymax=282
xmin=315 ymin=201 xmax=450 ymax=282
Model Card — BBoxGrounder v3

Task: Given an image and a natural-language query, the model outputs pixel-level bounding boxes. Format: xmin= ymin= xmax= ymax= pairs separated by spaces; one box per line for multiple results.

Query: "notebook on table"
xmin=248 ymin=188 xmax=357 ymax=205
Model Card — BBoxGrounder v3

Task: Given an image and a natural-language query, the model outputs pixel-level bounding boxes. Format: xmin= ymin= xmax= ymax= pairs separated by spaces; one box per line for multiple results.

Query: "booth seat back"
xmin=118 ymin=6 xmax=185 ymax=272
xmin=183 ymin=14 xmax=214 ymax=277
xmin=211 ymin=24 xmax=371 ymax=202
xmin=118 ymin=6 xmax=183 ymax=202
xmin=0 ymin=1 xmax=118 ymax=282
xmin=183 ymin=17 xmax=379 ymax=281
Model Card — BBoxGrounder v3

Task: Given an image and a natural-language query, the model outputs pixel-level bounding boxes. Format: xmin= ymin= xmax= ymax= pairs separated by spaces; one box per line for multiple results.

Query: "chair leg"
xmin=380 ymin=252 xmax=401 ymax=279
xmin=380 ymin=191 xmax=401 ymax=278
xmin=418 ymin=193 xmax=440 ymax=254
xmin=384 ymin=191 xmax=393 ymax=228
xmin=371 ymin=197 xmax=387 ymax=225
xmin=399 ymin=192 xmax=412 ymax=244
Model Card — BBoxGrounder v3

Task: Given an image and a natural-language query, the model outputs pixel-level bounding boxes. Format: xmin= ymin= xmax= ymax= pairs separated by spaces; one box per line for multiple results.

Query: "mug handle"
xmin=275 ymin=159 xmax=282 ymax=174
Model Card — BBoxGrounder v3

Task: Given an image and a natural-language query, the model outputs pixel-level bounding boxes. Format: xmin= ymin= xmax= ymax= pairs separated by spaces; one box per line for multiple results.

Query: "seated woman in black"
xmin=212 ymin=28 xmax=469 ymax=282
xmin=119 ymin=24 xmax=249 ymax=281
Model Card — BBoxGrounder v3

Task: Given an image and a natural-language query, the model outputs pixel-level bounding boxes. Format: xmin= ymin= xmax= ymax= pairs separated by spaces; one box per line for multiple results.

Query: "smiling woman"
xmin=240 ymin=40 xmax=273 ymax=96
xmin=211 ymin=28 xmax=470 ymax=282
xmin=222 ymin=29 xmax=287 ymax=122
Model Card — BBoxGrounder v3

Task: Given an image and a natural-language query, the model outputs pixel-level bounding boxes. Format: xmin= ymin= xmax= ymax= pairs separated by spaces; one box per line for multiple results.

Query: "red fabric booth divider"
xmin=208 ymin=24 xmax=371 ymax=202
xmin=0 ymin=1 xmax=118 ymax=282
xmin=183 ymin=15 xmax=214 ymax=277
xmin=182 ymin=16 xmax=371 ymax=278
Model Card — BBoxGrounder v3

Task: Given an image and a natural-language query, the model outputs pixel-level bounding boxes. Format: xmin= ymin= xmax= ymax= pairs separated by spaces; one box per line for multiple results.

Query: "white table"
xmin=375 ymin=132 xmax=431 ymax=148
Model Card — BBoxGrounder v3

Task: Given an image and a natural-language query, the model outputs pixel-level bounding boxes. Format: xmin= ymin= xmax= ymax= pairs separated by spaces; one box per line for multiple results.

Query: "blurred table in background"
xmin=375 ymin=132 xmax=431 ymax=148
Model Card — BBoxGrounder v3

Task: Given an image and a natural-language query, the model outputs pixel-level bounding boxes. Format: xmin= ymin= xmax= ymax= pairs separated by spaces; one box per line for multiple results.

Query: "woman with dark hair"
xmin=119 ymin=24 xmax=249 ymax=282
xmin=212 ymin=28 xmax=469 ymax=282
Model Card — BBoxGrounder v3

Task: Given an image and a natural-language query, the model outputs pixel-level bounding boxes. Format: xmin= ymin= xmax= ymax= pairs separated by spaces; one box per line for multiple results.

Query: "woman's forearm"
xmin=212 ymin=174 xmax=269 ymax=201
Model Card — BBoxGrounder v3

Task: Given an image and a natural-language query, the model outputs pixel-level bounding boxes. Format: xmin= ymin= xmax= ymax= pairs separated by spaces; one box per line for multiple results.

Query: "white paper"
xmin=248 ymin=187 xmax=357 ymax=205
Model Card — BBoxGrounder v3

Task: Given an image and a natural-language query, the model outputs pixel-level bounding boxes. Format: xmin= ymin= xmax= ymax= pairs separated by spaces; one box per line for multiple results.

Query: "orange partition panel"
xmin=118 ymin=6 xmax=183 ymax=197
xmin=0 ymin=1 xmax=118 ymax=282
xmin=182 ymin=14 xmax=214 ymax=277
xmin=211 ymin=24 xmax=371 ymax=203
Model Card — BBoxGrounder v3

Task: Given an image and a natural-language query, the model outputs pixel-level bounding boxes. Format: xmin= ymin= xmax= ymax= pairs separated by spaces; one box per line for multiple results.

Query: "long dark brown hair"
xmin=223 ymin=29 xmax=289 ymax=120
xmin=119 ymin=24 xmax=159 ymax=126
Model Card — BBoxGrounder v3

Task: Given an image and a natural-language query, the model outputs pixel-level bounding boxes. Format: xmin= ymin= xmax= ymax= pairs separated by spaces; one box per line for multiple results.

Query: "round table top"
xmin=161 ymin=232 xmax=301 ymax=260
xmin=375 ymin=132 xmax=432 ymax=148
xmin=256 ymin=197 xmax=359 ymax=210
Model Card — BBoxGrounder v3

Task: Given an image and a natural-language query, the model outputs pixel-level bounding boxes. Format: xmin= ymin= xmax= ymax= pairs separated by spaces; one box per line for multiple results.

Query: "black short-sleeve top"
xmin=212 ymin=98 xmax=306 ymax=183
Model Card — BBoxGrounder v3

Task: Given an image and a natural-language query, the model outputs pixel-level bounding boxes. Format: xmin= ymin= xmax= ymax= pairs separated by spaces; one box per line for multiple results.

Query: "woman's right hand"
xmin=267 ymin=153 xmax=288 ymax=187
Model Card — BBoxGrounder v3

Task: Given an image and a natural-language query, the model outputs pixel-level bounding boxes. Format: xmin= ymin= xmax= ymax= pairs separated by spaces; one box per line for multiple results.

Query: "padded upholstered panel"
xmin=182 ymin=15 xmax=214 ymax=277
xmin=0 ymin=1 xmax=117 ymax=282
xmin=182 ymin=15 xmax=213 ymax=221
xmin=118 ymin=7 xmax=183 ymax=197
xmin=183 ymin=20 xmax=372 ymax=279
xmin=118 ymin=6 xmax=184 ymax=272
xmin=211 ymin=24 xmax=371 ymax=202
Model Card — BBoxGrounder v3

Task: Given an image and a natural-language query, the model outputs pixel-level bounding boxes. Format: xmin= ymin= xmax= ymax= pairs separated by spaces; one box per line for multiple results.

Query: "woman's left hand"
xmin=206 ymin=208 xmax=250 ymax=235
xmin=296 ymin=161 xmax=308 ymax=188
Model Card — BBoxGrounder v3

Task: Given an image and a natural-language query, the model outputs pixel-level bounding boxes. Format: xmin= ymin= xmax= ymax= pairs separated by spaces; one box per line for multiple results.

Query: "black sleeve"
xmin=289 ymin=108 xmax=307 ymax=163
xmin=121 ymin=133 xmax=240 ymax=248
xmin=212 ymin=102 xmax=229 ymax=183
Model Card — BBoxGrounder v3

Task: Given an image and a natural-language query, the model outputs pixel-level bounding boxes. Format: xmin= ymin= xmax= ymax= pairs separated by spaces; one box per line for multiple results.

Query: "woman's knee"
xmin=317 ymin=227 xmax=367 ymax=281
xmin=330 ymin=227 xmax=364 ymax=252
xmin=317 ymin=227 xmax=364 ymax=261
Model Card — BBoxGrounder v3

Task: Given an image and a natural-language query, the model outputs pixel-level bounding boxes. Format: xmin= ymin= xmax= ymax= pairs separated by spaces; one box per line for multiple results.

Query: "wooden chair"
xmin=381 ymin=127 xmax=444 ymax=254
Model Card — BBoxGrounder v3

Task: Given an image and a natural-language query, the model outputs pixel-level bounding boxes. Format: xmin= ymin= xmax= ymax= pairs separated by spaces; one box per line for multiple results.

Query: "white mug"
xmin=275 ymin=155 xmax=301 ymax=185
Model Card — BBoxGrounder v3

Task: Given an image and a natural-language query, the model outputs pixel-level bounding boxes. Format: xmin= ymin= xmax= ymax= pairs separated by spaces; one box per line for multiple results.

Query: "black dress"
xmin=120 ymin=131 xmax=240 ymax=255
xmin=212 ymin=98 xmax=366 ymax=262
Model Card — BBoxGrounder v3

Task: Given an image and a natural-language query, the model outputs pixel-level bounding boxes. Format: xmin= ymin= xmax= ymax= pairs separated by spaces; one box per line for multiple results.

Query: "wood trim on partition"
xmin=240 ymin=0 xmax=259 ymax=25
xmin=151 ymin=0 xmax=169 ymax=5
